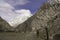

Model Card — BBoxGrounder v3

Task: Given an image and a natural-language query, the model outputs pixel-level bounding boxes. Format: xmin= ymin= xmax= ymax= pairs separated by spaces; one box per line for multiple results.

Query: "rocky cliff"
xmin=17 ymin=0 xmax=60 ymax=40
xmin=0 ymin=17 xmax=16 ymax=32
xmin=0 ymin=0 xmax=60 ymax=40
xmin=28 ymin=2 xmax=60 ymax=40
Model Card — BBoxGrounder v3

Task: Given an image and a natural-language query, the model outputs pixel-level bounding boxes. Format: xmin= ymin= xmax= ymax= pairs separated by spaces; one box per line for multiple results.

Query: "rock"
xmin=53 ymin=34 xmax=60 ymax=40
xmin=16 ymin=15 xmax=34 ymax=32
xmin=0 ymin=17 xmax=15 ymax=32
xmin=26 ymin=1 xmax=60 ymax=40
xmin=0 ymin=0 xmax=60 ymax=40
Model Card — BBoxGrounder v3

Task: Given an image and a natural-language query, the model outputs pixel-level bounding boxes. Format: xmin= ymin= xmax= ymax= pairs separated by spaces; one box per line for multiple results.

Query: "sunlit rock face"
xmin=47 ymin=0 xmax=60 ymax=5
xmin=17 ymin=0 xmax=60 ymax=33
xmin=28 ymin=1 xmax=60 ymax=40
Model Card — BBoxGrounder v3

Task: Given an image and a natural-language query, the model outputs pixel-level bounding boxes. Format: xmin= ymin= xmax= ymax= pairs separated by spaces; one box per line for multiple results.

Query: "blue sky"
xmin=0 ymin=0 xmax=46 ymax=27
xmin=1 ymin=0 xmax=46 ymax=14
xmin=15 ymin=0 xmax=46 ymax=14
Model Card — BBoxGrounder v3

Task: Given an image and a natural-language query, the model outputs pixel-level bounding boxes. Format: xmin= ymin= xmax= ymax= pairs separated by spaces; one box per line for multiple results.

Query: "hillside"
xmin=30 ymin=1 xmax=60 ymax=40
xmin=0 ymin=0 xmax=60 ymax=40
xmin=17 ymin=0 xmax=60 ymax=40
xmin=0 ymin=17 xmax=16 ymax=31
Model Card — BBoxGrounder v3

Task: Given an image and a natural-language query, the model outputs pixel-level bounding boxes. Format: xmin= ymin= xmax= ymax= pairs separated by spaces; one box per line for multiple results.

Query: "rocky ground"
xmin=0 ymin=0 xmax=60 ymax=40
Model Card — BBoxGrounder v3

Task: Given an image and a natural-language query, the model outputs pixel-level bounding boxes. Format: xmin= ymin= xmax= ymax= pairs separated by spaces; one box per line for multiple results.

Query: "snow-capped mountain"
xmin=8 ymin=9 xmax=32 ymax=28
xmin=0 ymin=1 xmax=32 ymax=28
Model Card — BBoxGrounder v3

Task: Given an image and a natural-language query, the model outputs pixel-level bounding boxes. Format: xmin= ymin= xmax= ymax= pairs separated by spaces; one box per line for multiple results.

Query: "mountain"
xmin=29 ymin=1 xmax=60 ymax=40
xmin=16 ymin=0 xmax=60 ymax=40
xmin=8 ymin=9 xmax=32 ymax=28
xmin=16 ymin=15 xmax=34 ymax=32
xmin=0 ymin=0 xmax=60 ymax=40
xmin=0 ymin=17 xmax=16 ymax=31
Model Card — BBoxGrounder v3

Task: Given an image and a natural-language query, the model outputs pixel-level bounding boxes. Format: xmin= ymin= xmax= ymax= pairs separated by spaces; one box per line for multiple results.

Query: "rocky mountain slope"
xmin=17 ymin=0 xmax=60 ymax=40
xmin=0 ymin=0 xmax=60 ymax=40
xmin=27 ymin=1 xmax=60 ymax=40
xmin=0 ymin=17 xmax=17 ymax=31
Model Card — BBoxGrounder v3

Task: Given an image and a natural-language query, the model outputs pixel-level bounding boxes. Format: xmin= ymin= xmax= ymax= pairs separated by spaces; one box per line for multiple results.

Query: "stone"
xmin=53 ymin=34 xmax=60 ymax=40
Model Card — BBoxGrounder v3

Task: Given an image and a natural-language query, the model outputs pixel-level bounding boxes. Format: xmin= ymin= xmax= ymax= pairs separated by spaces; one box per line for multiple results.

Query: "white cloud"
xmin=0 ymin=1 xmax=16 ymax=22
xmin=5 ymin=0 xmax=30 ymax=6
xmin=0 ymin=1 xmax=32 ymax=28
xmin=0 ymin=1 xmax=14 ymax=9
xmin=15 ymin=9 xmax=32 ymax=17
